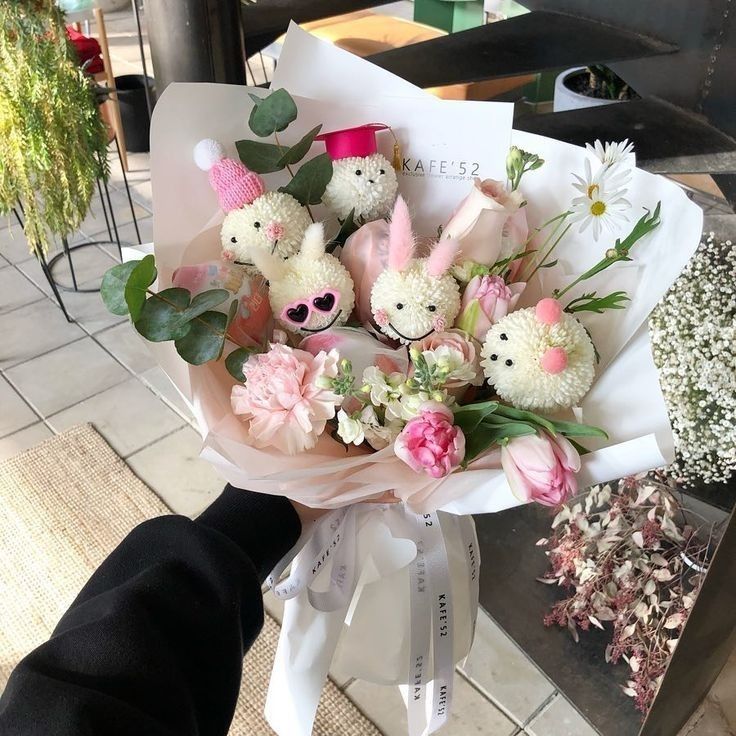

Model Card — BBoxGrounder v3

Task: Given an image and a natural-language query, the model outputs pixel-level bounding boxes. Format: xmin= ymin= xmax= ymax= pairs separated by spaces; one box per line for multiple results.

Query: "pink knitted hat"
xmin=193 ymin=138 xmax=265 ymax=212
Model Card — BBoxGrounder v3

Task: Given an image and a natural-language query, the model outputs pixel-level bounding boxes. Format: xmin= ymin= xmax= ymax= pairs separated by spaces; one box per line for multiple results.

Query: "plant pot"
xmin=553 ymin=67 xmax=625 ymax=113
xmin=94 ymin=0 xmax=130 ymax=12
xmin=115 ymin=74 xmax=155 ymax=153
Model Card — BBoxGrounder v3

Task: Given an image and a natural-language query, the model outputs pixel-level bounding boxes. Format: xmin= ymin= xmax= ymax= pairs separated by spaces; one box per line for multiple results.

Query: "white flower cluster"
xmin=650 ymin=232 xmax=736 ymax=484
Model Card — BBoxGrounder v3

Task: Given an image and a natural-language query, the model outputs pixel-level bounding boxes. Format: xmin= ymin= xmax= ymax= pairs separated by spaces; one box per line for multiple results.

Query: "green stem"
xmin=274 ymin=132 xmax=316 ymax=223
xmin=524 ymin=222 xmax=572 ymax=283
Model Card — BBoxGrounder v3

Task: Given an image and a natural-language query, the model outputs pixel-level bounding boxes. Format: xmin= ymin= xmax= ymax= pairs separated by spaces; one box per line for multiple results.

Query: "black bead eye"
xmin=230 ymin=236 xmax=237 ymax=243
xmin=254 ymin=222 xmax=261 ymax=229
xmin=427 ymin=305 xmax=437 ymax=312
xmin=505 ymin=359 xmax=513 ymax=366
xmin=396 ymin=303 xmax=404 ymax=310
xmin=379 ymin=169 xmax=385 ymax=175
xmin=490 ymin=354 xmax=498 ymax=361
xmin=500 ymin=333 xmax=508 ymax=341
xmin=355 ymin=169 xmax=362 ymax=176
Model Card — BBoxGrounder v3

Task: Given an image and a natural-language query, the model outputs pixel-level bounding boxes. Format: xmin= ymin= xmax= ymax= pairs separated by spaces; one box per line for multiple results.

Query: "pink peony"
xmin=231 ymin=344 xmax=341 ymax=455
xmin=455 ymin=275 xmax=525 ymax=341
xmin=501 ymin=432 xmax=580 ymax=506
xmin=394 ymin=402 xmax=465 ymax=479
xmin=442 ymin=178 xmax=527 ymax=267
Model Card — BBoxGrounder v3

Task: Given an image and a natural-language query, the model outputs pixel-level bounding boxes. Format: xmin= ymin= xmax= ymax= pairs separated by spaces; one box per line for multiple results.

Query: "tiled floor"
xmin=2 ymin=5 xmax=734 ymax=736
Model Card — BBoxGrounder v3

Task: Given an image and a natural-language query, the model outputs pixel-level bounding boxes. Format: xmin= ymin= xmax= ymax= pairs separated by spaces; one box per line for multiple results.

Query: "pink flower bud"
xmin=455 ymin=275 xmax=525 ymax=341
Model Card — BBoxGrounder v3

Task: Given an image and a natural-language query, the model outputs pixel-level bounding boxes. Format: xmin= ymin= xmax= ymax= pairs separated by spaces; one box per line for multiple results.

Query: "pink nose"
xmin=265 ymin=222 xmax=285 ymax=242
xmin=541 ymin=347 xmax=568 ymax=374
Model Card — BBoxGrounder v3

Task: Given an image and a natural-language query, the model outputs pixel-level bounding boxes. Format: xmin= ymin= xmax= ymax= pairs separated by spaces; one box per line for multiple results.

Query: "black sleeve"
xmin=0 ymin=485 xmax=301 ymax=736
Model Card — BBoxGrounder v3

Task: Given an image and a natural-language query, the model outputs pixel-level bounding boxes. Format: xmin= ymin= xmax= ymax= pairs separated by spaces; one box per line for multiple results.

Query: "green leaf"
xmin=135 ymin=288 xmax=192 ymax=342
xmin=279 ymin=153 xmax=333 ymax=206
xmin=226 ymin=299 xmax=238 ymax=328
xmin=327 ymin=209 xmax=357 ymax=253
xmin=248 ymin=89 xmax=298 ymax=137
xmin=278 ymin=125 xmax=322 ymax=166
xmin=175 ymin=311 xmax=228 ymax=365
xmin=235 ymin=139 xmax=285 ymax=174
xmin=549 ymin=419 xmax=608 ymax=439
xmin=454 ymin=401 xmax=499 ymax=433
xmin=463 ymin=424 xmax=504 ymax=466
xmin=493 ymin=404 xmax=556 ymax=434
xmin=124 ymin=254 xmax=157 ymax=322
xmin=101 ymin=260 xmax=138 ymax=316
xmin=181 ymin=289 xmax=229 ymax=324
xmin=565 ymin=290 xmax=629 ymax=314
xmin=225 ymin=346 xmax=257 ymax=381
xmin=481 ymin=419 xmax=537 ymax=439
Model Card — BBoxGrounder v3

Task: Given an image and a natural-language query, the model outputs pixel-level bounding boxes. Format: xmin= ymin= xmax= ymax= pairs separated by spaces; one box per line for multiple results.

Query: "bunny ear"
xmin=299 ymin=222 xmax=326 ymax=260
xmin=426 ymin=237 xmax=460 ymax=278
xmin=249 ymin=248 xmax=288 ymax=283
xmin=388 ymin=195 xmax=415 ymax=272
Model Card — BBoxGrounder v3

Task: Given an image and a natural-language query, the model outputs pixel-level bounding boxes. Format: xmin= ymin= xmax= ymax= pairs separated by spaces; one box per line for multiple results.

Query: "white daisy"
xmin=586 ymin=139 xmax=635 ymax=169
xmin=570 ymin=160 xmax=630 ymax=240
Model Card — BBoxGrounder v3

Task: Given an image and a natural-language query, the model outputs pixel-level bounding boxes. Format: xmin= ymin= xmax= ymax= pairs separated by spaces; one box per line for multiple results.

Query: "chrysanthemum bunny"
xmin=316 ymin=124 xmax=398 ymax=222
xmin=194 ymin=138 xmax=312 ymax=263
xmin=251 ymin=222 xmax=355 ymax=334
xmin=371 ymin=196 xmax=462 ymax=344
xmin=481 ymin=297 xmax=596 ymax=412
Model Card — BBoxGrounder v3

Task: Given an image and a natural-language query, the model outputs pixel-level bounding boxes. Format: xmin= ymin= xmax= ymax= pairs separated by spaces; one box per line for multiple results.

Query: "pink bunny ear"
xmin=426 ymin=238 xmax=460 ymax=278
xmin=388 ymin=196 xmax=415 ymax=272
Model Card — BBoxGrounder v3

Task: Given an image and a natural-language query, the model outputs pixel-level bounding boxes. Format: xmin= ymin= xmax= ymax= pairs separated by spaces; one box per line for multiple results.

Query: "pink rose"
xmin=394 ymin=402 xmax=465 ymax=479
xmin=410 ymin=329 xmax=482 ymax=389
xmin=455 ymin=275 xmax=525 ymax=341
xmin=231 ymin=344 xmax=341 ymax=455
xmin=501 ymin=432 xmax=580 ymax=506
xmin=442 ymin=178 xmax=527 ymax=267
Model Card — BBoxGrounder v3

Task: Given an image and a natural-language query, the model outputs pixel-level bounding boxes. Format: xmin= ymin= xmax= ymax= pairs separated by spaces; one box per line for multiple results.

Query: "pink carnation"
xmin=394 ymin=401 xmax=465 ymax=479
xmin=231 ymin=344 xmax=341 ymax=455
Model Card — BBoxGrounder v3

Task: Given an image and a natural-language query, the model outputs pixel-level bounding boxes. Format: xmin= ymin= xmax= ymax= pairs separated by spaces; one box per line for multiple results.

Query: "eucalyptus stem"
xmin=274 ymin=132 xmax=316 ymax=222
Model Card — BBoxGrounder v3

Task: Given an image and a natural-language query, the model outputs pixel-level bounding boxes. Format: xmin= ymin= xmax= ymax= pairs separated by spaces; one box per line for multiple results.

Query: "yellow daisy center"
xmin=587 ymin=183 xmax=599 ymax=199
xmin=590 ymin=200 xmax=606 ymax=216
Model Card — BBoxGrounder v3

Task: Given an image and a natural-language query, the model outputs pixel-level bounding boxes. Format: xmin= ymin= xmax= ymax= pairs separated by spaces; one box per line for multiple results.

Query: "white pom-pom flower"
xmin=221 ymin=191 xmax=312 ymax=263
xmin=251 ymin=222 xmax=355 ymax=334
xmin=322 ymin=153 xmax=398 ymax=221
xmin=481 ymin=299 xmax=596 ymax=412
xmin=193 ymin=138 xmax=225 ymax=171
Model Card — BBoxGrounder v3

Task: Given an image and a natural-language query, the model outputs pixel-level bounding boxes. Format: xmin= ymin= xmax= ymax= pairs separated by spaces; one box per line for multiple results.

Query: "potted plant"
xmin=0 ymin=0 xmax=109 ymax=257
xmin=553 ymin=64 xmax=638 ymax=113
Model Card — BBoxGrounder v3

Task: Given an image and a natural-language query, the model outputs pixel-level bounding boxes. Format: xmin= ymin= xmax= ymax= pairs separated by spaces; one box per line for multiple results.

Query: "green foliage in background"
xmin=0 ymin=0 xmax=109 ymax=254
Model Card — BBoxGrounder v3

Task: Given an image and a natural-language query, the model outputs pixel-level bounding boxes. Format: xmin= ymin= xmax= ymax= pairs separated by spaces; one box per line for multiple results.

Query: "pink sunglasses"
xmin=280 ymin=290 xmax=341 ymax=327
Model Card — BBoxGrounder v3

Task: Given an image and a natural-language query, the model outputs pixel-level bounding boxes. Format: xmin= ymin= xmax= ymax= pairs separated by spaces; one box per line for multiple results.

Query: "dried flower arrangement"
xmin=650 ymin=232 xmax=736 ymax=486
xmin=538 ymin=476 xmax=716 ymax=715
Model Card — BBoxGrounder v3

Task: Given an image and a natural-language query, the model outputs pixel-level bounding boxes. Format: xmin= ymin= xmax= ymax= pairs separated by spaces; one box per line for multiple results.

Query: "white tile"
xmin=0 ymin=422 xmax=53 ymax=461
xmin=106 ymin=217 xmax=153 ymax=248
xmin=459 ymin=611 xmax=555 ymax=723
xmin=5 ymin=337 xmax=129 ymax=416
xmin=47 ymin=378 xmax=184 ymax=458
xmin=126 ymin=425 xmax=223 ymax=516
xmin=346 ymin=675 xmax=517 ymax=736
xmin=0 ymin=266 xmax=45 ymax=314
xmin=0 ymin=298 xmax=85 ymax=369
xmin=80 ymin=189 xmax=150 ymax=238
xmin=96 ymin=322 xmax=156 ymax=373
xmin=139 ymin=366 xmax=195 ymax=423
xmin=526 ymin=694 xmax=598 ymax=736
xmin=0 ymin=223 xmax=36 ymax=264
xmin=0 ymin=376 xmax=38 ymax=437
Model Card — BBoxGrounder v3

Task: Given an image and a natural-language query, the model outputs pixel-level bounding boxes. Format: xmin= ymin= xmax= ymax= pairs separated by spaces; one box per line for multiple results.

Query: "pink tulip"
xmin=455 ymin=275 xmax=525 ymax=341
xmin=394 ymin=402 xmax=465 ymax=479
xmin=501 ymin=432 xmax=580 ymax=506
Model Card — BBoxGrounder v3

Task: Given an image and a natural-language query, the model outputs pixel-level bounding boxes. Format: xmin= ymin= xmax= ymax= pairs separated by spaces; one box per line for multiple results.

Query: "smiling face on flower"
xmin=370 ymin=197 xmax=461 ymax=344
xmin=220 ymin=191 xmax=312 ymax=264
xmin=322 ymin=154 xmax=398 ymax=222
xmin=250 ymin=222 xmax=355 ymax=334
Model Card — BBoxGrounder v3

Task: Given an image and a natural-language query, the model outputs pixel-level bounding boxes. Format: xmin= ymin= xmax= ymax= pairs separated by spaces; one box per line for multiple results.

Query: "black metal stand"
xmin=131 ymin=0 xmax=153 ymax=119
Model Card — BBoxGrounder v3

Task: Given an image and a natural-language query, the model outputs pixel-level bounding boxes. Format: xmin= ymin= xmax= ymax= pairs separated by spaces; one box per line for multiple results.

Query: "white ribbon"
xmin=265 ymin=505 xmax=472 ymax=736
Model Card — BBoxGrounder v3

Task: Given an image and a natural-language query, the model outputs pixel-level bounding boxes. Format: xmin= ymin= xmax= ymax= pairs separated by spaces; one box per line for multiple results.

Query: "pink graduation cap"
xmin=315 ymin=123 xmax=391 ymax=160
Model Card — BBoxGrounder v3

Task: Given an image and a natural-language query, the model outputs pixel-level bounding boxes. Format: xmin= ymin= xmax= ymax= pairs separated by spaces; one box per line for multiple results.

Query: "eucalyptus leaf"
xmin=279 ymin=153 xmax=333 ymax=206
xmin=180 ymin=289 xmax=229 ymax=324
xmin=135 ymin=288 xmax=191 ymax=342
xmin=278 ymin=125 xmax=322 ymax=166
xmin=248 ymin=89 xmax=298 ymax=137
xmin=226 ymin=299 xmax=238 ymax=328
xmin=225 ymin=346 xmax=257 ymax=381
xmin=235 ymin=139 xmax=285 ymax=174
xmin=101 ymin=260 xmax=138 ymax=316
xmin=175 ymin=311 xmax=228 ymax=365
xmin=124 ymin=254 xmax=157 ymax=322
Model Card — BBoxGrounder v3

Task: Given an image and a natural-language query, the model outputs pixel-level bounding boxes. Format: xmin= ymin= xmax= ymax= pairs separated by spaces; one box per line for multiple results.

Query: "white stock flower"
xmin=359 ymin=406 xmax=402 ymax=450
xmin=362 ymin=366 xmax=405 ymax=407
xmin=570 ymin=159 xmax=630 ymax=240
xmin=336 ymin=409 xmax=365 ymax=446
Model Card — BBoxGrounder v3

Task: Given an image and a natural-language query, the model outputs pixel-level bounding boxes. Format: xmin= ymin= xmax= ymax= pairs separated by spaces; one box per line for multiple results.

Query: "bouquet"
xmin=102 ymin=27 xmax=703 ymax=736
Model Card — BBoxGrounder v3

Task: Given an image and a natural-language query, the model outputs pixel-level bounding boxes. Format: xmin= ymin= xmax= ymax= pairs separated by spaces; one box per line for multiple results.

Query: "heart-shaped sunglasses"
xmin=281 ymin=290 xmax=340 ymax=326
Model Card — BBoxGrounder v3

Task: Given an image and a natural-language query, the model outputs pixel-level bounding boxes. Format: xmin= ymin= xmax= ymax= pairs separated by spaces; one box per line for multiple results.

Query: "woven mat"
xmin=0 ymin=424 xmax=380 ymax=736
